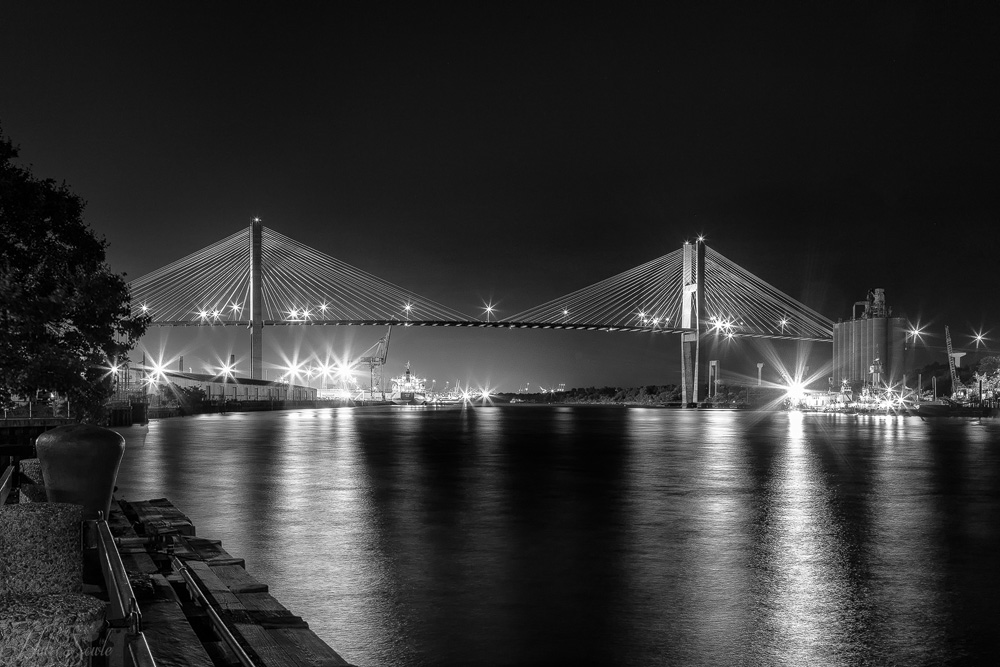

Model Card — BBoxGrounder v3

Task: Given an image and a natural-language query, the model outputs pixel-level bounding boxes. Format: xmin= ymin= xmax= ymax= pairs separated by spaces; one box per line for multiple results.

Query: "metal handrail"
xmin=0 ymin=444 xmax=36 ymax=505
xmin=129 ymin=632 xmax=159 ymax=667
xmin=0 ymin=464 xmax=14 ymax=505
xmin=95 ymin=514 xmax=142 ymax=633
xmin=85 ymin=513 xmax=158 ymax=667
xmin=171 ymin=555 xmax=258 ymax=667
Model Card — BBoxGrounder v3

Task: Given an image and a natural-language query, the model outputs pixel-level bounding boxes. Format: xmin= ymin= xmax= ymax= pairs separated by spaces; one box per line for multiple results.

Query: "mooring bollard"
xmin=35 ymin=424 xmax=125 ymax=521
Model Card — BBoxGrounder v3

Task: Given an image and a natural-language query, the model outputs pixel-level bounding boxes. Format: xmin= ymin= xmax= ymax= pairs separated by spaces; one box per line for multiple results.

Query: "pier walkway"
xmin=110 ymin=497 xmax=354 ymax=667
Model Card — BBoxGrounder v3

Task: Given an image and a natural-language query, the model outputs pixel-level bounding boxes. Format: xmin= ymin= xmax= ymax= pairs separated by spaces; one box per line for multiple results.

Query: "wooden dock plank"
xmin=211 ymin=563 xmax=269 ymax=593
xmin=233 ymin=622 xmax=316 ymax=667
xmin=235 ymin=591 xmax=290 ymax=612
xmin=170 ymin=536 xmax=200 ymax=560
xmin=184 ymin=535 xmax=233 ymax=561
xmin=141 ymin=575 xmax=216 ymax=667
xmin=110 ymin=499 xmax=159 ymax=574
xmin=118 ymin=498 xmax=355 ymax=667
xmin=130 ymin=499 xmax=196 ymax=536
xmin=270 ymin=628 xmax=354 ymax=666
xmin=186 ymin=560 xmax=249 ymax=615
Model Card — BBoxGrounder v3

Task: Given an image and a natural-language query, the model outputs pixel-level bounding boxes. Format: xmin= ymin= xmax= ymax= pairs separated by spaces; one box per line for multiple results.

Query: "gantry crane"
xmin=945 ymin=326 xmax=963 ymax=397
xmin=357 ymin=327 xmax=391 ymax=400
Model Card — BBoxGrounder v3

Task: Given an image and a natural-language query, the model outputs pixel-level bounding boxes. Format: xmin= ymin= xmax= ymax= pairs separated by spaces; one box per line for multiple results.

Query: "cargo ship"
xmin=390 ymin=362 xmax=427 ymax=405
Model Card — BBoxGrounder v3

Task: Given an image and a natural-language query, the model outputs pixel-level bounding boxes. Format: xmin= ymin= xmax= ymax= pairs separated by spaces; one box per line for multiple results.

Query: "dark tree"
xmin=977 ymin=356 xmax=1000 ymax=378
xmin=0 ymin=125 xmax=148 ymax=421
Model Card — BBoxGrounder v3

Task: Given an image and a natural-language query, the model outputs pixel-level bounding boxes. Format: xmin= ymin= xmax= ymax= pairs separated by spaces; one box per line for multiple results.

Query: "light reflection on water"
xmin=114 ymin=408 xmax=1000 ymax=666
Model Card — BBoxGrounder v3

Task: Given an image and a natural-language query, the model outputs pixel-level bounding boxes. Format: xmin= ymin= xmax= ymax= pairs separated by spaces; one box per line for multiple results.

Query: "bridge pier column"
xmin=250 ymin=218 xmax=264 ymax=380
xmin=680 ymin=239 xmax=705 ymax=407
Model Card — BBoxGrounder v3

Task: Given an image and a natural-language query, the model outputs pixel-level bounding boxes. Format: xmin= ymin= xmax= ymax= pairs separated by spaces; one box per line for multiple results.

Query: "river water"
xmin=114 ymin=406 xmax=1000 ymax=666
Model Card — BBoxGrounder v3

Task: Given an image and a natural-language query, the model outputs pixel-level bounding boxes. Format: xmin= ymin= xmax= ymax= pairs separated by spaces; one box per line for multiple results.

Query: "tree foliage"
xmin=973 ymin=356 xmax=1000 ymax=399
xmin=0 ymin=125 xmax=148 ymax=421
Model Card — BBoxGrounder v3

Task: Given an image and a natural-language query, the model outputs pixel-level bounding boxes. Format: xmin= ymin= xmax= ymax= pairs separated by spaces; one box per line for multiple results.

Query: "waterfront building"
xmin=112 ymin=366 xmax=316 ymax=403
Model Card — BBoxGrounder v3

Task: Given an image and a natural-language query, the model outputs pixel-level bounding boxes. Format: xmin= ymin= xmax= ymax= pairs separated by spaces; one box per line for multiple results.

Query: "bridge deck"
xmin=147 ymin=319 xmax=832 ymax=341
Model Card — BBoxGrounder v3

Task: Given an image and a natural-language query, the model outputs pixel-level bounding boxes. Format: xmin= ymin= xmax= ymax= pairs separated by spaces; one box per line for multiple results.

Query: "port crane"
xmin=357 ymin=327 xmax=391 ymax=400
xmin=945 ymin=326 xmax=964 ymax=398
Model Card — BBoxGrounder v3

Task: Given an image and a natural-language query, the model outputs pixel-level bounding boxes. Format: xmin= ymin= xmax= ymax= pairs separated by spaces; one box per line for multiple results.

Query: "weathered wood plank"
xmin=170 ymin=537 xmax=199 ymax=561
xmin=269 ymin=628 xmax=353 ymax=666
xmin=140 ymin=576 xmax=216 ymax=667
xmin=184 ymin=536 xmax=232 ymax=560
xmin=235 ymin=591 xmax=289 ymax=612
xmin=109 ymin=500 xmax=159 ymax=574
xmin=130 ymin=499 xmax=196 ymax=536
xmin=120 ymin=498 xmax=354 ymax=667
xmin=233 ymin=622 xmax=315 ymax=667
xmin=211 ymin=563 xmax=269 ymax=593
xmin=203 ymin=640 xmax=239 ymax=666
xmin=186 ymin=560 xmax=248 ymax=613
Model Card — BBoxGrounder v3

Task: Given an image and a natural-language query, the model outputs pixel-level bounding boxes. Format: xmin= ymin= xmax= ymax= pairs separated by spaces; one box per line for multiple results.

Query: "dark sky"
xmin=2 ymin=4 xmax=998 ymax=391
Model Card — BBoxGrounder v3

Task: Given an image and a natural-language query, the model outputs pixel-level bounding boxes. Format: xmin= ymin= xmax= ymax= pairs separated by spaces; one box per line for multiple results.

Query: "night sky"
xmin=2 ymin=5 xmax=997 ymax=391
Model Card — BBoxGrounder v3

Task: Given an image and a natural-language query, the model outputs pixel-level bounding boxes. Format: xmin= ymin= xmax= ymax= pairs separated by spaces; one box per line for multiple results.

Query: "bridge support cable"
xmin=503 ymin=245 xmax=833 ymax=342
xmin=702 ymin=248 xmax=833 ymax=341
xmin=258 ymin=228 xmax=470 ymax=322
xmin=502 ymin=250 xmax=686 ymax=331
xmin=128 ymin=229 xmax=251 ymax=324
xmin=129 ymin=223 xmax=477 ymax=329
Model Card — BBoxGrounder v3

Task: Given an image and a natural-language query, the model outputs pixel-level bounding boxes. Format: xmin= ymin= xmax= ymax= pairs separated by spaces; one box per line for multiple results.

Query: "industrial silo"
xmin=833 ymin=289 xmax=906 ymax=388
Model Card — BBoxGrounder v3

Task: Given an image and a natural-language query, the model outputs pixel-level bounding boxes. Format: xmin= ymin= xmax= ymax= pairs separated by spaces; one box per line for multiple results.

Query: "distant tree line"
xmin=502 ymin=383 xmax=788 ymax=408
xmin=505 ymin=385 xmax=682 ymax=406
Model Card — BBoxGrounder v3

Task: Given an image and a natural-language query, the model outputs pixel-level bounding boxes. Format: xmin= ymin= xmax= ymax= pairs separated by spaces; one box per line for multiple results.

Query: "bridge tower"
xmin=250 ymin=217 xmax=264 ymax=379
xmin=680 ymin=238 xmax=705 ymax=406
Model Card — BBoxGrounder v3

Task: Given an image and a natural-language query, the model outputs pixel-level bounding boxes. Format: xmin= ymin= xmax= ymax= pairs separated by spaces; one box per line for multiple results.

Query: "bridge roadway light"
xmin=483 ymin=303 xmax=495 ymax=323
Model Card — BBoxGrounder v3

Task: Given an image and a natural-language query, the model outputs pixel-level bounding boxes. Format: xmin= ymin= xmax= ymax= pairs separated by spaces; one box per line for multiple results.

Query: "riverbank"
xmin=109 ymin=496 xmax=356 ymax=666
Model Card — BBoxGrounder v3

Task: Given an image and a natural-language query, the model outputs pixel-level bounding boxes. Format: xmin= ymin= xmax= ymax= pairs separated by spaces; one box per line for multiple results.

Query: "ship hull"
xmin=391 ymin=391 xmax=426 ymax=405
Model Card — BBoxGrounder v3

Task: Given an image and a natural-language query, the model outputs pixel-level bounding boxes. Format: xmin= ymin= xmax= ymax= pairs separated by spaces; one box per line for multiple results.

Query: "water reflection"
xmin=756 ymin=412 xmax=857 ymax=664
xmin=113 ymin=407 xmax=1000 ymax=666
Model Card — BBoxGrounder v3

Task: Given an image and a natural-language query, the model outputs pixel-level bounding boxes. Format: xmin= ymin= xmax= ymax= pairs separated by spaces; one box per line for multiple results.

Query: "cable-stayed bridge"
xmin=129 ymin=220 xmax=833 ymax=403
